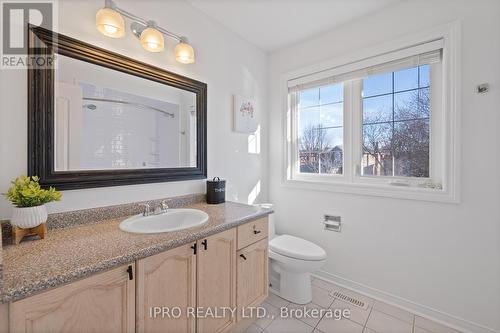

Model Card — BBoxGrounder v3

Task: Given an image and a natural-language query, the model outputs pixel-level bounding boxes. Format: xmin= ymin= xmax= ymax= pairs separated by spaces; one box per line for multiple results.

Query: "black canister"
xmin=206 ymin=177 xmax=226 ymax=204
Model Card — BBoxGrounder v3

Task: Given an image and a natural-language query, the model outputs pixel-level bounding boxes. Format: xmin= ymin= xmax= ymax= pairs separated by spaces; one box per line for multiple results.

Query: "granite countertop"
xmin=0 ymin=201 xmax=272 ymax=303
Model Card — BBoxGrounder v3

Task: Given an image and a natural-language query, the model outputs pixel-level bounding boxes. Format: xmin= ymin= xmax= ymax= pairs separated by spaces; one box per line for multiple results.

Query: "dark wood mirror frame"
xmin=27 ymin=26 xmax=207 ymax=190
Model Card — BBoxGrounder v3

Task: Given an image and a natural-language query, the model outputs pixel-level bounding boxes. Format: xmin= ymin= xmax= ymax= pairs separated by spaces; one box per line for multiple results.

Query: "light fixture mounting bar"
xmin=156 ymin=26 xmax=184 ymax=43
xmin=105 ymin=0 xmax=183 ymax=42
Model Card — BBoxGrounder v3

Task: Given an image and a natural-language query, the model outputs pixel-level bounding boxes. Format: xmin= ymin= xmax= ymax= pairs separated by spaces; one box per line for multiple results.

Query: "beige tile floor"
xmin=244 ymin=277 xmax=463 ymax=333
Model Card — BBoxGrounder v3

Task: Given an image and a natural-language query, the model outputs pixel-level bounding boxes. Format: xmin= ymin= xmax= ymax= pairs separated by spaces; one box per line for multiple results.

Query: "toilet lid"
xmin=269 ymin=235 xmax=326 ymax=261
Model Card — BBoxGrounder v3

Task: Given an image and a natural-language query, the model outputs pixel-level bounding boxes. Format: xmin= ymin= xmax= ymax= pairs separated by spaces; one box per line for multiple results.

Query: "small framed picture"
xmin=233 ymin=95 xmax=257 ymax=133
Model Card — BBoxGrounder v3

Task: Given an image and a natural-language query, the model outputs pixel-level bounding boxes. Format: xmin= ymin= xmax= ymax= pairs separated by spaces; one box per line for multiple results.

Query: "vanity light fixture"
xmin=96 ymin=0 xmax=195 ymax=63
xmin=175 ymin=38 xmax=195 ymax=64
xmin=95 ymin=6 xmax=125 ymax=38
xmin=140 ymin=21 xmax=164 ymax=52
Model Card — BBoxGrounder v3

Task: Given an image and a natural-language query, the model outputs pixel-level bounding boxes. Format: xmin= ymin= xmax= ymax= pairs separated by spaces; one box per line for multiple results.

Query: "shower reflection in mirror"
xmin=54 ymin=54 xmax=197 ymax=171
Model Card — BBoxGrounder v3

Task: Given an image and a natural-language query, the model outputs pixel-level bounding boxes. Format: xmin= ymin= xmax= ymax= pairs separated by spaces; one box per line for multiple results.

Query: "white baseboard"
xmin=313 ymin=270 xmax=498 ymax=333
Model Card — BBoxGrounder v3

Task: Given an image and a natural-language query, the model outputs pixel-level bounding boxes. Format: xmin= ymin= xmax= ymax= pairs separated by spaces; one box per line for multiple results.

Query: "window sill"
xmin=282 ymin=178 xmax=459 ymax=203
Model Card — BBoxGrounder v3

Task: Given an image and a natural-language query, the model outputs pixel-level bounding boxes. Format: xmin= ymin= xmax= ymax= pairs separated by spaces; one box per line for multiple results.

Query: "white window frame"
xmin=282 ymin=22 xmax=461 ymax=203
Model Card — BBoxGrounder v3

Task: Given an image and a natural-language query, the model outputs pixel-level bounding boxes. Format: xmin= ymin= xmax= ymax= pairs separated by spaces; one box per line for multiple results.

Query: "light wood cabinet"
xmin=136 ymin=242 xmax=197 ymax=333
xmin=0 ymin=303 xmax=8 ymax=333
xmin=197 ymin=228 xmax=237 ymax=333
xmin=236 ymin=238 xmax=268 ymax=321
xmin=237 ymin=217 xmax=268 ymax=250
xmin=136 ymin=228 xmax=237 ymax=333
xmin=9 ymin=264 xmax=135 ymax=333
xmin=5 ymin=217 xmax=269 ymax=333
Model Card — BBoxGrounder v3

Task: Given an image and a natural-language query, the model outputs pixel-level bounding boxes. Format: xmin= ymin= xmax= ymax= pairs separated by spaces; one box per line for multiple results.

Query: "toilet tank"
xmin=255 ymin=203 xmax=275 ymax=239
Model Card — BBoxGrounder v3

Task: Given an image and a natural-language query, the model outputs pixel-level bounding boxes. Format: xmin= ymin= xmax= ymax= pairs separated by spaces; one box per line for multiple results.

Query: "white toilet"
xmin=258 ymin=204 xmax=327 ymax=304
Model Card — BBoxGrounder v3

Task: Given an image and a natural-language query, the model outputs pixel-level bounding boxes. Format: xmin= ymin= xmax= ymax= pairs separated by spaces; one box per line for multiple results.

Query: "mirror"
xmin=28 ymin=26 xmax=207 ymax=190
xmin=55 ymin=55 xmax=197 ymax=171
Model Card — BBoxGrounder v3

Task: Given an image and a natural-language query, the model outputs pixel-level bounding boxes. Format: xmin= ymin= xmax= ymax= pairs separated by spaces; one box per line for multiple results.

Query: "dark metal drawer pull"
xmin=240 ymin=254 xmax=247 ymax=260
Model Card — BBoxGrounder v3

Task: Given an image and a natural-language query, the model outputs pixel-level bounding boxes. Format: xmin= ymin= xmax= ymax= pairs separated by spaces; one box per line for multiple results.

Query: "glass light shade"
xmin=96 ymin=8 xmax=125 ymax=38
xmin=140 ymin=27 xmax=164 ymax=52
xmin=175 ymin=42 xmax=195 ymax=64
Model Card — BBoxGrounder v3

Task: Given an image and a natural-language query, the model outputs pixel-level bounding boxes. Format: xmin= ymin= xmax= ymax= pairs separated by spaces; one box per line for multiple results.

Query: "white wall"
xmin=1 ymin=1 xmax=498 ymax=331
xmin=268 ymin=1 xmax=500 ymax=332
xmin=0 ymin=0 xmax=268 ymax=217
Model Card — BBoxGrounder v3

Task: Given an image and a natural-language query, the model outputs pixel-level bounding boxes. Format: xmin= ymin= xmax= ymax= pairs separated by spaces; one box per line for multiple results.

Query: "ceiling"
xmin=187 ymin=0 xmax=402 ymax=52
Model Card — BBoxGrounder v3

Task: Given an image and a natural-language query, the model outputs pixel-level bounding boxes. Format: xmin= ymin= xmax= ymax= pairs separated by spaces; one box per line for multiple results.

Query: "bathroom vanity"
xmin=0 ymin=196 xmax=271 ymax=333
xmin=0 ymin=27 xmax=272 ymax=333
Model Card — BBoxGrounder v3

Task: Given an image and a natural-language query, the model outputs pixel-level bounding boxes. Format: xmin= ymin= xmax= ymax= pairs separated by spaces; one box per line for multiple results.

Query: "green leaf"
xmin=2 ymin=175 xmax=62 ymax=207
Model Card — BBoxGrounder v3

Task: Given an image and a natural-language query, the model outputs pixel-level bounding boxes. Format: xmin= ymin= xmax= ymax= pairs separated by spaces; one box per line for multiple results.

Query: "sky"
xmin=298 ymin=64 xmax=430 ymax=149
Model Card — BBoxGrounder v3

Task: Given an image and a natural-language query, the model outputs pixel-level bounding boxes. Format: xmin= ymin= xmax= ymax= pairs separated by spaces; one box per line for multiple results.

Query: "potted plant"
xmin=4 ymin=176 xmax=61 ymax=229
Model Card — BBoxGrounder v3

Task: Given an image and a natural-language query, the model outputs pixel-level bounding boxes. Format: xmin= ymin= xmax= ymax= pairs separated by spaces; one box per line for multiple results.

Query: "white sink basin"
xmin=119 ymin=208 xmax=209 ymax=234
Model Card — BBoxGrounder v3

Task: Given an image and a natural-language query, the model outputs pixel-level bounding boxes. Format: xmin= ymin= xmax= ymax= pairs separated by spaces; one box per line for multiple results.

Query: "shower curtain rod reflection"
xmin=82 ymin=97 xmax=176 ymax=118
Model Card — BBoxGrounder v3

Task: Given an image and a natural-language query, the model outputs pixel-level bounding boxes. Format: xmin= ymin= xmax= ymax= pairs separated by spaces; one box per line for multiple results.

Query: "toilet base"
xmin=268 ymin=242 xmax=326 ymax=305
xmin=279 ymin=272 xmax=312 ymax=304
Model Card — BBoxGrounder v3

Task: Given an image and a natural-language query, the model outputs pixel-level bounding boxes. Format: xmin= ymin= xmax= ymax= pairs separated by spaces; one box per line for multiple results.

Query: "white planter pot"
xmin=11 ymin=205 xmax=48 ymax=229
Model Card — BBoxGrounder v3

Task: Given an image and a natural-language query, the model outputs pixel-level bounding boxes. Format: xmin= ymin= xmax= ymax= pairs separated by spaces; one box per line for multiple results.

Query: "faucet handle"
xmin=139 ymin=203 xmax=151 ymax=216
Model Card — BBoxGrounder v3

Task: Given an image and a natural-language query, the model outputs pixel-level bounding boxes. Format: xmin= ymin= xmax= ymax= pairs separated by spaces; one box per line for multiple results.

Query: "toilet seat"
xmin=269 ymin=235 xmax=327 ymax=261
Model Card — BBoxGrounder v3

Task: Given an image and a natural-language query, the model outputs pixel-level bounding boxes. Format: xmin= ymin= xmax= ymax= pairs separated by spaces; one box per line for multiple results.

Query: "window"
xmin=298 ymin=84 xmax=344 ymax=175
xmin=285 ymin=34 xmax=460 ymax=202
xmin=361 ymin=65 xmax=430 ymax=178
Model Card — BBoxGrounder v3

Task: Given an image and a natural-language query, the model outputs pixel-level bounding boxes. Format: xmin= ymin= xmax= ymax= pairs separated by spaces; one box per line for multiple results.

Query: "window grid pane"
xmin=362 ymin=65 xmax=430 ymax=178
xmin=298 ymin=83 xmax=343 ymax=175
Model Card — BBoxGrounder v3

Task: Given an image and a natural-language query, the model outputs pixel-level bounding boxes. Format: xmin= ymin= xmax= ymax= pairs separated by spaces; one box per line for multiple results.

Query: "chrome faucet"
xmin=140 ymin=201 xmax=169 ymax=216
xmin=154 ymin=200 xmax=169 ymax=215
xmin=160 ymin=200 xmax=169 ymax=213
xmin=139 ymin=203 xmax=152 ymax=216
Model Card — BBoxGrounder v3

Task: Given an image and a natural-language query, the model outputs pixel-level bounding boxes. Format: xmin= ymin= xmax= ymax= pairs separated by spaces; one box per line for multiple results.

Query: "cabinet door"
xmin=0 ymin=303 xmax=8 ymax=333
xmin=10 ymin=264 xmax=135 ymax=333
xmin=136 ymin=243 xmax=196 ymax=333
xmin=197 ymin=228 xmax=237 ymax=333
xmin=236 ymin=238 xmax=268 ymax=321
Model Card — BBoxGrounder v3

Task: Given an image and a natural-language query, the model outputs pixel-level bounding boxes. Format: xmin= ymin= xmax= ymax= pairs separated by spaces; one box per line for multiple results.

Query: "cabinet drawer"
xmin=237 ymin=217 xmax=268 ymax=250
